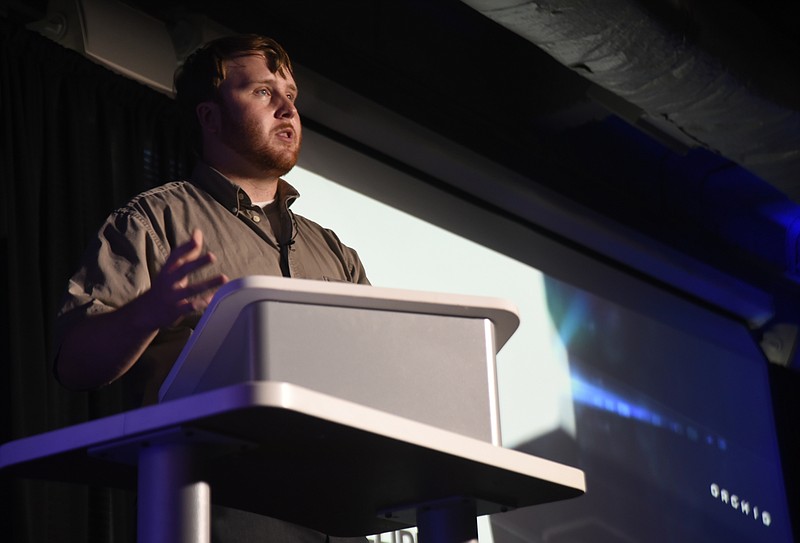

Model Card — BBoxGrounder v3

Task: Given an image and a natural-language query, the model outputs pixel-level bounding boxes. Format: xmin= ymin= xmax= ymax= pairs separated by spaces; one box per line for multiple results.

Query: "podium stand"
xmin=1 ymin=277 xmax=585 ymax=543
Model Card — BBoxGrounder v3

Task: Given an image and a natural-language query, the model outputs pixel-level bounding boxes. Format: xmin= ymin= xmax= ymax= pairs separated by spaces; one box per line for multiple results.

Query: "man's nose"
xmin=275 ymin=96 xmax=296 ymax=119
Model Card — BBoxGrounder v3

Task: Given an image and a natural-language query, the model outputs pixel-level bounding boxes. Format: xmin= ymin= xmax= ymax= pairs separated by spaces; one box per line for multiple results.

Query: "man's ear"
xmin=196 ymin=101 xmax=221 ymax=134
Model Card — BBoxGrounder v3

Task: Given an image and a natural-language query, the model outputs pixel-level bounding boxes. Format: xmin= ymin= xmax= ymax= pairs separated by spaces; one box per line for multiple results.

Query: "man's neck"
xmin=205 ymin=153 xmax=281 ymax=202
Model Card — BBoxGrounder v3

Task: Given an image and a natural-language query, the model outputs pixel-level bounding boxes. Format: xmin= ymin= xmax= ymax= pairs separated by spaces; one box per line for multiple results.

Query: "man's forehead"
xmin=221 ymin=54 xmax=296 ymax=91
xmin=226 ymin=52 xmax=265 ymax=65
xmin=224 ymin=53 xmax=288 ymax=78
xmin=223 ymin=53 xmax=266 ymax=74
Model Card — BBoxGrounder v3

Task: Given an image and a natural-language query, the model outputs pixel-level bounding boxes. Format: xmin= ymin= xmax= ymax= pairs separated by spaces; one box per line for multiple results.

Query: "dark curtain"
xmin=1 ymin=18 xmax=195 ymax=542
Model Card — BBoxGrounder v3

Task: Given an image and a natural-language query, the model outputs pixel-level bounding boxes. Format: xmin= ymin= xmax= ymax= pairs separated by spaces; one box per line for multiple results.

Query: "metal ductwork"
xmin=459 ymin=0 xmax=800 ymax=198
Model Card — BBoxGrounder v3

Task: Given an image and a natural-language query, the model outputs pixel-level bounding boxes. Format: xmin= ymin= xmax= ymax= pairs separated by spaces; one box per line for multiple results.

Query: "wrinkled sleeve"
xmin=54 ymin=208 xmax=168 ymax=361
xmin=346 ymin=246 xmax=370 ymax=286
xmin=320 ymin=225 xmax=371 ymax=285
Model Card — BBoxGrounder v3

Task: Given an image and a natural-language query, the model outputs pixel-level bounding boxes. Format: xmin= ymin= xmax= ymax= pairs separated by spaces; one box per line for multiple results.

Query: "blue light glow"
xmin=570 ymin=372 xmax=728 ymax=451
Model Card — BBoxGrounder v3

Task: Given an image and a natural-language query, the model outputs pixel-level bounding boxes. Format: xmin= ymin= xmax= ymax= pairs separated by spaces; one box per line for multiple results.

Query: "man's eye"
xmin=256 ymin=88 xmax=271 ymax=97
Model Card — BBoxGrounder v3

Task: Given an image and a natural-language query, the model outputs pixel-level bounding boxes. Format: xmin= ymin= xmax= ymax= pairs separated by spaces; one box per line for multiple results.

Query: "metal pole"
xmin=137 ymin=439 xmax=211 ymax=543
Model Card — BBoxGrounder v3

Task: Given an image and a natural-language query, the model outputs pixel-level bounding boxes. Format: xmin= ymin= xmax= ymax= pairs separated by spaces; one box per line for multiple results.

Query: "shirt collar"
xmin=189 ymin=161 xmax=300 ymax=214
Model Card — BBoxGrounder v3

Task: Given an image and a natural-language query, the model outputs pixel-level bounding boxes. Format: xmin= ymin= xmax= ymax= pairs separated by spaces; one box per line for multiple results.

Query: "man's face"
xmin=215 ymin=54 xmax=302 ymax=177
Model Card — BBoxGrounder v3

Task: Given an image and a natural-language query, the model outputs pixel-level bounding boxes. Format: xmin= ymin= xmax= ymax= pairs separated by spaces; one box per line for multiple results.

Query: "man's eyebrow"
xmin=251 ymin=78 xmax=298 ymax=95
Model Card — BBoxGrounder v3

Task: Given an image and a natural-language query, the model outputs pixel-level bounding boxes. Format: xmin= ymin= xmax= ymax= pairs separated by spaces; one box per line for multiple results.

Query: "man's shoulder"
xmin=292 ymin=212 xmax=331 ymax=233
xmin=127 ymin=180 xmax=192 ymax=204
xmin=293 ymin=213 xmax=349 ymax=245
xmin=114 ymin=181 xmax=203 ymax=214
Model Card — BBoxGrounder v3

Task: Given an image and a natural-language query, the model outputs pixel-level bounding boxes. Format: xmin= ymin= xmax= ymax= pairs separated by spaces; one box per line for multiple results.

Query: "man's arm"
xmin=56 ymin=229 xmax=228 ymax=390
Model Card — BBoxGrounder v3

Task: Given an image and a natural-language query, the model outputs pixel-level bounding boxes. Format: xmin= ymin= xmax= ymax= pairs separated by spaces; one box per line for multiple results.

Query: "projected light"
xmin=570 ymin=372 xmax=729 ymax=452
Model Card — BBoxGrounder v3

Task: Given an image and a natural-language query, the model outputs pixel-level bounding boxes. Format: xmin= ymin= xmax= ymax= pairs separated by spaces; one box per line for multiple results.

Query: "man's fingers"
xmin=146 ymin=230 xmax=227 ymax=327
xmin=171 ymin=274 xmax=228 ymax=303
xmin=163 ymin=251 xmax=217 ymax=284
xmin=192 ymin=228 xmax=203 ymax=247
xmin=163 ymin=229 xmax=206 ymax=271
xmin=152 ymin=274 xmax=226 ymax=327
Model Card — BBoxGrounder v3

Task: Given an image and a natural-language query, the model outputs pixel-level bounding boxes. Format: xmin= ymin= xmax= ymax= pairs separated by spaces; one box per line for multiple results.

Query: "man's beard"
xmin=219 ymin=104 xmax=301 ymax=177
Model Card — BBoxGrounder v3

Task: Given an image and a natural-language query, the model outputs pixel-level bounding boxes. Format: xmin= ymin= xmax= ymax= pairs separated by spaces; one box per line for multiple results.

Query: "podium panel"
xmin=159 ymin=277 xmax=521 ymax=445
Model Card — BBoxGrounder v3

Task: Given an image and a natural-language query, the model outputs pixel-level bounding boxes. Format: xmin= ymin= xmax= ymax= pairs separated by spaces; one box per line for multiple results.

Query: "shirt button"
xmin=238 ymin=193 xmax=245 ymax=200
xmin=230 ymin=206 xmax=238 ymax=214
xmin=252 ymin=215 xmax=261 ymax=223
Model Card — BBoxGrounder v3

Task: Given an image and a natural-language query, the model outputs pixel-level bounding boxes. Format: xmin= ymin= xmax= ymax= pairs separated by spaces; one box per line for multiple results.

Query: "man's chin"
xmin=271 ymin=153 xmax=299 ymax=177
xmin=249 ymin=149 xmax=299 ymax=178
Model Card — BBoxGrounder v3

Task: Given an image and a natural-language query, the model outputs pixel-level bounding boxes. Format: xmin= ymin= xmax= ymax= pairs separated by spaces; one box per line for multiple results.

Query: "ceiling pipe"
xmin=459 ymin=0 xmax=800 ymax=199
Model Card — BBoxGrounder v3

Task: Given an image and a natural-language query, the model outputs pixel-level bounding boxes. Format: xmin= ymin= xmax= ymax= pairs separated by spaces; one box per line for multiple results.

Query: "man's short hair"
xmin=174 ymin=34 xmax=294 ymax=152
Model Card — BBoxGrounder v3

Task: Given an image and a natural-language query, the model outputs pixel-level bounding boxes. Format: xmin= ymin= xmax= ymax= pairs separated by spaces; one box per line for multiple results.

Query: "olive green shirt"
xmin=56 ymin=161 xmax=369 ymax=405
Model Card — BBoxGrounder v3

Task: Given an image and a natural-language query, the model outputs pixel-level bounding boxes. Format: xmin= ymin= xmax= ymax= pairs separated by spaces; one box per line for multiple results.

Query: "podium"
xmin=1 ymin=277 xmax=585 ymax=543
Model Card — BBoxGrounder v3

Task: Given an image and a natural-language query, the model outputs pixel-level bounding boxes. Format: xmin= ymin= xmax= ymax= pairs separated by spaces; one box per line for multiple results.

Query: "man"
xmin=54 ymin=34 xmax=369 ymax=542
